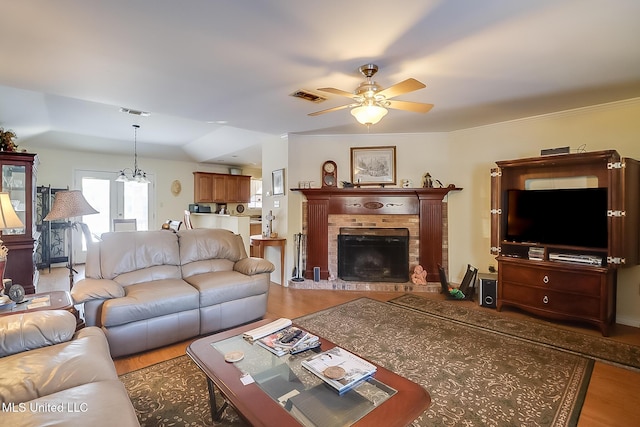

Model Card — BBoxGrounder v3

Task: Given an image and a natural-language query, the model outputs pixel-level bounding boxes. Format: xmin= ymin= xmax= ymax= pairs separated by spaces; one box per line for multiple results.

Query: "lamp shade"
xmin=351 ymin=105 xmax=388 ymax=125
xmin=0 ymin=192 xmax=24 ymax=229
xmin=43 ymin=190 xmax=99 ymax=221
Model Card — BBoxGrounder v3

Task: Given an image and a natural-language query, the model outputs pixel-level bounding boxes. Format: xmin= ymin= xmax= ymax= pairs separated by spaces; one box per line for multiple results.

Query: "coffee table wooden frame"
xmin=187 ymin=319 xmax=431 ymax=427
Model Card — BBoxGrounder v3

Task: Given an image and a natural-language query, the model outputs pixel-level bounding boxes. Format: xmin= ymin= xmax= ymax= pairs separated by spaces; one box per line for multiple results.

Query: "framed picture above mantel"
xmin=350 ymin=146 xmax=396 ymax=186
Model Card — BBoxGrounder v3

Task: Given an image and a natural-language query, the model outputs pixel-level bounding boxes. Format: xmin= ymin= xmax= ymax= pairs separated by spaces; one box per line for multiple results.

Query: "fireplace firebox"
xmin=338 ymin=228 xmax=409 ymax=282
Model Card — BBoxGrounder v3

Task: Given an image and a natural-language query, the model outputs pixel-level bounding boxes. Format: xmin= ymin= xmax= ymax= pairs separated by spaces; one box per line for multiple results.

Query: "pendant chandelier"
xmin=116 ymin=124 xmax=150 ymax=184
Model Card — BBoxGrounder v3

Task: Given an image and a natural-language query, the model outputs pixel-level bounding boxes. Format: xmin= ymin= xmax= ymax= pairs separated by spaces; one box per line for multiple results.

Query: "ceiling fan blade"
xmin=308 ymin=103 xmax=355 ymax=116
xmin=377 ymin=78 xmax=426 ymax=99
xmin=386 ymin=100 xmax=434 ymax=113
xmin=317 ymin=87 xmax=356 ymax=98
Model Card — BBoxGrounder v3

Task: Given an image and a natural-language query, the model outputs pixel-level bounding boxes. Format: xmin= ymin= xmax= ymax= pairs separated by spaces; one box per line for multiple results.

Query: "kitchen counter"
xmin=189 ymin=213 xmax=251 ymax=254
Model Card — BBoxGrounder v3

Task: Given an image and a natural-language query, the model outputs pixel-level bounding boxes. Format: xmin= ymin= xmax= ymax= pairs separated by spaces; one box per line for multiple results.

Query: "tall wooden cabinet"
xmin=1 ymin=152 xmax=38 ymax=294
xmin=491 ymin=150 xmax=639 ymax=336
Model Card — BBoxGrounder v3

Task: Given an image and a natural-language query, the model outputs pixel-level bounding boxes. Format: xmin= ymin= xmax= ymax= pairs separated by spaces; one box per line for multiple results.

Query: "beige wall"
xmin=27 ymin=147 xmax=247 ymax=228
xmin=288 ymin=98 xmax=640 ymax=327
xmin=24 ymin=97 xmax=640 ymax=326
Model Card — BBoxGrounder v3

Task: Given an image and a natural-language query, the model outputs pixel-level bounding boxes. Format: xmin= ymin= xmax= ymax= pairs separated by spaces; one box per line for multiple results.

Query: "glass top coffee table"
xmin=187 ymin=319 xmax=431 ymax=427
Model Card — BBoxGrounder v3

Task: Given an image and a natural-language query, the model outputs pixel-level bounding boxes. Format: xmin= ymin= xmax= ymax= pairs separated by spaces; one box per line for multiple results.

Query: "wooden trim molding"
xmin=294 ymin=186 xmax=462 ymax=281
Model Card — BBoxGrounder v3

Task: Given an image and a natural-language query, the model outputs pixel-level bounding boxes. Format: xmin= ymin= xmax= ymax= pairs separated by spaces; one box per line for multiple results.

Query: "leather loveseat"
xmin=0 ymin=310 xmax=139 ymax=426
xmin=71 ymin=228 xmax=275 ymax=357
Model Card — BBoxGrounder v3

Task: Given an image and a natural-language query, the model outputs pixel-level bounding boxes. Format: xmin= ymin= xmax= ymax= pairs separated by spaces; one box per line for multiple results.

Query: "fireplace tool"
xmin=292 ymin=233 xmax=306 ymax=282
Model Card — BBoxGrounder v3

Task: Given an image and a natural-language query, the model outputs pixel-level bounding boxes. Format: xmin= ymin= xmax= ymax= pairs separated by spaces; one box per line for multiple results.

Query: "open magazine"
xmin=301 ymin=347 xmax=377 ymax=394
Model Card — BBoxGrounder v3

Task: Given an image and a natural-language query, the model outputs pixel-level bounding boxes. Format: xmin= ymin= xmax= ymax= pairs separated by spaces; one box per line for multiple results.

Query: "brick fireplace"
xmin=294 ymin=186 xmax=461 ymax=285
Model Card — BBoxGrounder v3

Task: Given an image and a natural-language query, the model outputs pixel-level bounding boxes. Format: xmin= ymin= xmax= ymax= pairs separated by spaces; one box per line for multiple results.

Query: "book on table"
xmin=257 ymin=326 xmax=319 ymax=356
xmin=301 ymin=347 xmax=377 ymax=394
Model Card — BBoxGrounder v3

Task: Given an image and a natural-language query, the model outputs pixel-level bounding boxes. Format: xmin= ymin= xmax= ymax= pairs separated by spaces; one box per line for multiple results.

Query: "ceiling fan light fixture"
xmin=351 ymin=105 xmax=388 ymax=125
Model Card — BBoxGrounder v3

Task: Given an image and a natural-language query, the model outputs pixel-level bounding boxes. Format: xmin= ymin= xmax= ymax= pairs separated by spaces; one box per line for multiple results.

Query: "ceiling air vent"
xmin=290 ymin=90 xmax=327 ymax=103
xmin=119 ymin=107 xmax=151 ymax=117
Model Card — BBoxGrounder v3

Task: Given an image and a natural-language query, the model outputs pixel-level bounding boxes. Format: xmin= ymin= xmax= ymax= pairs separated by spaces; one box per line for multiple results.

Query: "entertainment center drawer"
xmin=501 ymin=283 xmax=601 ymax=318
xmin=500 ymin=263 xmax=602 ymax=296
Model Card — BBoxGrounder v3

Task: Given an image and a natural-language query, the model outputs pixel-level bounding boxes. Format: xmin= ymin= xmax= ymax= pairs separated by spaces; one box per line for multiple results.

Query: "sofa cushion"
xmin=101 ymin=279 xmax=199 ymax=327
xmin=178 ymin=228 xmax=247 ymax=267
xmin=185 ymin=270 xmax=269 ymax=307
xmin=99 ymin=231 xmax=181 ymax=280
xmin=0 ymin=327 xmax=117 ymax=404
xmin=0 ymin=311 xmax=77 ymax=357
xmin=181 ymin=258 xmax=234 ymax=279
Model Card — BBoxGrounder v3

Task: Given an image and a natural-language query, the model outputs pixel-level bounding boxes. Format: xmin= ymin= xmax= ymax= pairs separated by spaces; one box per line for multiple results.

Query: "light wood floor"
xmin=41 ymin=268 xmax=640 ymax=427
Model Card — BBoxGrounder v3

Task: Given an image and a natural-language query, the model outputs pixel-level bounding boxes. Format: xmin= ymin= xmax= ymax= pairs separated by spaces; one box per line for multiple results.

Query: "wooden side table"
xmin=250 ymin=235 xmax=286 ymax=285
xmin=0 ymin=290 xmax=84 ymax=330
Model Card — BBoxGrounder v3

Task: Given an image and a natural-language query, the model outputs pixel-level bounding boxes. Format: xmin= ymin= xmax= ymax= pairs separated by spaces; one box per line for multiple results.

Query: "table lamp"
xmin=0 ymin=192 xmax=25 ymax=283
xmin=43 ymin=190 xmax=98 ymax=289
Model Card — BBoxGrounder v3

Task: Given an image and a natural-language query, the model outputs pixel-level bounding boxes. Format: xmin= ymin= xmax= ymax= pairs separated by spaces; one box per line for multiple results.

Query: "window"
xmin=248 ymin=179 xmax=262 ymax=209
xmin=73 ymin=170 xmax=154 ymax=262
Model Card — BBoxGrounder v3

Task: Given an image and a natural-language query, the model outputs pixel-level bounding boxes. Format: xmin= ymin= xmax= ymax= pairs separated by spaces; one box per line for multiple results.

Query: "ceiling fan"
xmin=308 ymin=64 xmax=434 ymax=125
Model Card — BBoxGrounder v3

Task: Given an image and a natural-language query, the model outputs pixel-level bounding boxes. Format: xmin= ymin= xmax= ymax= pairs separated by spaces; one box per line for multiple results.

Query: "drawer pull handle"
xmin=543 ymin=295 xmax=549 ymax=304
xmin=543 ymin=275 xmax=549 ymax=284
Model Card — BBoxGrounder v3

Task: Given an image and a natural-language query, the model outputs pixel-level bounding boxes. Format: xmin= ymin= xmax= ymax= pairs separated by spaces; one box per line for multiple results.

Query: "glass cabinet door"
xmin=2 ymin=164 xmax=27 ymax=235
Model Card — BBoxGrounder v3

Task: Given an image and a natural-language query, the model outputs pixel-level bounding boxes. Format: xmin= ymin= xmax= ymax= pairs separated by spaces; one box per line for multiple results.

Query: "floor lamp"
xmin=43 ymin=190 xmax=98 ymax=289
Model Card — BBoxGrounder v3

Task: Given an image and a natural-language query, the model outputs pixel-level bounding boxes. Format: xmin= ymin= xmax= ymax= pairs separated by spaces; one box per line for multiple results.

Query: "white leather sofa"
xmin=0 ymin=310 xmax=139 ymax=426
xmin=71 ymin=228 xmax=275 ymax=357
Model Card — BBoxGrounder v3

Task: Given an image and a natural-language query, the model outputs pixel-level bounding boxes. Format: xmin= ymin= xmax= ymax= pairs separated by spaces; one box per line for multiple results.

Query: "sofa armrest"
xmin=0 ymin=311 xmax=77 ymax=357
xmin=71 ymin=278 xmax=125 ymax=304
xmin=234 ymin=257 xmax=275 ymax=276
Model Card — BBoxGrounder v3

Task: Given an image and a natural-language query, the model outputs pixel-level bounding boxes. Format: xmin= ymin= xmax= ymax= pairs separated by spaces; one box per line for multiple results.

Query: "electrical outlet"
xmin=273 ymin=200 xmax=280 ymax=208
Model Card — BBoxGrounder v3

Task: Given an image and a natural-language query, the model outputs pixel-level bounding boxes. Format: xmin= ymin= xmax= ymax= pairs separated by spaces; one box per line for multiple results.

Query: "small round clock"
xmin=8 ymin=284 xmax=25 ymax=303
xmin=322 ymin=160 xmax=337 ymax=188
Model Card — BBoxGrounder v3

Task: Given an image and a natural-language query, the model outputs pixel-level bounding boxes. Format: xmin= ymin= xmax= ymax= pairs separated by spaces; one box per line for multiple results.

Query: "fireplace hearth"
xmin=338 ymin=228 xmax=409 ymax=282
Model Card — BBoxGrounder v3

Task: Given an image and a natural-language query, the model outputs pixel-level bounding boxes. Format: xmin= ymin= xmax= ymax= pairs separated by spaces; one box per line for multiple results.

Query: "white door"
xmin=73 ymin=170 xmax=154 ymax=263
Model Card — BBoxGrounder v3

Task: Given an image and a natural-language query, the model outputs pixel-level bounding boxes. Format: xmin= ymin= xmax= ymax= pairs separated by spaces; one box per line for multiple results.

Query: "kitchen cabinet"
xmin=193 ymin=172 xmax=251 ymax=203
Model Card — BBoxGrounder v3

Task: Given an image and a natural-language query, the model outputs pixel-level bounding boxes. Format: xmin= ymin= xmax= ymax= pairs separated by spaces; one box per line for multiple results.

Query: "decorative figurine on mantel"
xmin=411 ymin=265 xmax=427 ymax=285
xmin=423 ymin=173 xmax=433 ymax=188
xmin=264 ymin=210 xmax=277 ymax=238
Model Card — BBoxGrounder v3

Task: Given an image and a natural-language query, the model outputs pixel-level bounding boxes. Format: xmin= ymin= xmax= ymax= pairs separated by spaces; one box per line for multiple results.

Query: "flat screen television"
xmin=504 ymin=188 xmax=608 ymax=249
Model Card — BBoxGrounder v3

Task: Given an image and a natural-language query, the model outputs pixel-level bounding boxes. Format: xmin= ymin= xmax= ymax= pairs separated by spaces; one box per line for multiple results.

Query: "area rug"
xmin=390 ymin=293 xmax=640 ymax=370
xmin=120 ymin=298 xmax=594 ymax=426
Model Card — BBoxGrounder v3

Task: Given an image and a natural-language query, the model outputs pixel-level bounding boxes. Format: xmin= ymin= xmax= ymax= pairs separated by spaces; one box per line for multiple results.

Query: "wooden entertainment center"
xmin=491 ymin=150 xmax=639 ymax=336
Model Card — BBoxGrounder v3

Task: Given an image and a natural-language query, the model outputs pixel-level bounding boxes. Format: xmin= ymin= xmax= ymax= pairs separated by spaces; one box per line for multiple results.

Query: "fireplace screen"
xmin=338 ymin=228 xmax=409 ymax=282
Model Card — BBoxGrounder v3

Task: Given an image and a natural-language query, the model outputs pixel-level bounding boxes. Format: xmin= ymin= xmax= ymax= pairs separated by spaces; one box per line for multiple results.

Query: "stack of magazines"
xmin=243 ymin=318 xmax=320 ymax=356
xmin=301 ymin=347 xmax=377 ymax=394
xmin=257 ymin=326 xmax=320 ymax=356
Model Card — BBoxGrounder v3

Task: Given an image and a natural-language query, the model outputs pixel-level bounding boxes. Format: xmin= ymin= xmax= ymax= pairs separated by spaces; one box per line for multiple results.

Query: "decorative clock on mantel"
xmin=322 ymin=161 xmax=338 ymax=188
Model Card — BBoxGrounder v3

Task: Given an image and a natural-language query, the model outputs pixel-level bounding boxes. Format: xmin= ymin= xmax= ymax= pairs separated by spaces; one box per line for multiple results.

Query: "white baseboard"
xmin=616 ymin=315 xmax=640 ymax=328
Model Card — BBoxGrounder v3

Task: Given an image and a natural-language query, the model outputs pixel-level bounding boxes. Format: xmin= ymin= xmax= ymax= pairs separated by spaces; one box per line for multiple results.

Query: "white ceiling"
xmin=1 ymin=0 xmax=639 ymax=167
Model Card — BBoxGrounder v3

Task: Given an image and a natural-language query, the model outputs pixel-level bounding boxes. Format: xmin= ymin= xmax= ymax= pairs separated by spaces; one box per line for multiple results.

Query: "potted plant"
xmin=0 ymin=127 xmax=18 ymax=152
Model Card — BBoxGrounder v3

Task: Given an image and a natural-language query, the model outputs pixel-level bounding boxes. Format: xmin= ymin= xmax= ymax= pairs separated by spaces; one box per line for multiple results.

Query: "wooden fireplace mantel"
xmin=294 ymin=185 xmax=462 ymax=281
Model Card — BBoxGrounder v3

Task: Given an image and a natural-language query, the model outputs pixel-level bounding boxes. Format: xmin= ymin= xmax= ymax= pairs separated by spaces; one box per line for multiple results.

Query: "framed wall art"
xmin=350 ymin=146 xmax=396 ymax=186
xmin=272 ymin=168 xmax=285 ymax=195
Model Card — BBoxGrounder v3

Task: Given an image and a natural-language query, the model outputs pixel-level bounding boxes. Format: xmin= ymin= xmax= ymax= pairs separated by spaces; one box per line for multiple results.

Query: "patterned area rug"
xmin=390 ymin=293 xmax=640 ymax=370
xmin=120 ymin=298 xmax=594 ymax=426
